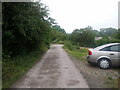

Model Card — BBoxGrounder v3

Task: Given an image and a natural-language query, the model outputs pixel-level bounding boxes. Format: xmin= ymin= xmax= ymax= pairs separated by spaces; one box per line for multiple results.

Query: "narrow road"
xmin=12 ymin=44 xmax=89 ymax=88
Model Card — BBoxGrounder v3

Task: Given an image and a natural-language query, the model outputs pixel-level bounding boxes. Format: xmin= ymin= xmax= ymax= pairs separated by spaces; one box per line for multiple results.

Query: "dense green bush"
xmin=2 ymin=2 xmax=51 ymax=58
xmin=50 ymin=25 xmax=67 ymax=43
xmin=2 ymin=2 xmax=52 ymax=88
xmin=63 ymin=41 xmax=79 ymax=51
xmin=70 ymin=26 xmax=95 ymax=47
xmin=95 ymin=39 xmax=120 ymax=47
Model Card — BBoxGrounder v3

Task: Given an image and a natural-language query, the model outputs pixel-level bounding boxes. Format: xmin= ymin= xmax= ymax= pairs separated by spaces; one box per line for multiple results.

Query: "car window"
xmin=100 ymin=45 xmax=120 ymax=52
xmin=100 ymin=46 xmax=111 ymax=51
xmin=118 ymin=45 xmax=120 ymax=52
xmin=110 ymin=45 xmax=119 ymax=52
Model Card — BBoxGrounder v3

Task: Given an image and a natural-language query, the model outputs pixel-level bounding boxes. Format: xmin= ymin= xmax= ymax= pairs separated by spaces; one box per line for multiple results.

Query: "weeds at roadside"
xmin=65 ymin=49 xmax=87 ymax=61
xmin=105 ymin=76 xmax=119 ymax=88
xmin=63 ymin=41 xmax=88 ymax=61
xmin=2 ymin=49 xmax=47 ymax=88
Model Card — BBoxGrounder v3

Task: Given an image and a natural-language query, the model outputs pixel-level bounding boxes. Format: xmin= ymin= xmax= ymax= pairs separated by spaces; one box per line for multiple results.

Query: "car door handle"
xmin=110 ymin=53 xmax=114 ymax=55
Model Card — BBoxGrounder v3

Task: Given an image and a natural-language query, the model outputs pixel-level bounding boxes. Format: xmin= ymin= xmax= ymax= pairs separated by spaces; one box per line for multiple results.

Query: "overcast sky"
xmin=41 ymin=0 xmax=119 ymax=33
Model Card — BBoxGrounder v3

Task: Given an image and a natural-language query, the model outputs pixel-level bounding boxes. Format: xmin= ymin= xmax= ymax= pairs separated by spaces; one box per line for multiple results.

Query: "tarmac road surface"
xmin=12 ymin=44 xmax=89 ymax=88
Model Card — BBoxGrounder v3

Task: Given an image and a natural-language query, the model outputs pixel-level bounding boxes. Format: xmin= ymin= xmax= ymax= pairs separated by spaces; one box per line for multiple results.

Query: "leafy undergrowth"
xmin=63 ymin=40 xmax=88 ymax=61
xmin=2 ymin=49 xmax=47 ymax=88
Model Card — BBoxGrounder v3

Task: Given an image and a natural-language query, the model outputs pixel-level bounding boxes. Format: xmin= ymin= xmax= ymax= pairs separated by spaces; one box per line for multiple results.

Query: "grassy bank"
xmin=63 ymin=41 xmax=88 ymax=61
xmin=64 ymin=48 xmax=88 ymax=61
xmin=2 ymin=49 xmax=47 ymax=88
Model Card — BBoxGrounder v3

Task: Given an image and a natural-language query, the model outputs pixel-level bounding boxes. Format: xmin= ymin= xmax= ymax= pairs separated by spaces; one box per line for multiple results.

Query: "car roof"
xmin=94 ymin=43 xmax=120 ymax=50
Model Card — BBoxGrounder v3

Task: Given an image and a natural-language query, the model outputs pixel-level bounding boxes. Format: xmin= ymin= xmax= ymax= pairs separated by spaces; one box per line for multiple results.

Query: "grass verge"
xmin=63 ymin=41 xmax=88 ymax=61
xmin=64 ymin=49 xmax=88 ymax=61
xmin=2 ymin=49 xmax=47 ymax=88
xmin=105 ymin=73 xmax=119 ymax=88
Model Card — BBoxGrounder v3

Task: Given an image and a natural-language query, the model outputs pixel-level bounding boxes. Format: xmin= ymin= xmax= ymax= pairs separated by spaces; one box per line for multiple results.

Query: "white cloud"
xmin=42 ymin=0 xmax=119 ymax=33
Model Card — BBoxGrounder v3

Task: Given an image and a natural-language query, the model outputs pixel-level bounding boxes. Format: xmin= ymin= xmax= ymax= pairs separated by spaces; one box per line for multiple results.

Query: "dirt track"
xmin=11 ymin=44 xmax=89 ymax=88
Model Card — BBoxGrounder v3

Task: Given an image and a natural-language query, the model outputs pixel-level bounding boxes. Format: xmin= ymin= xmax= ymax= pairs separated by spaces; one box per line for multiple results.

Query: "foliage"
xmin=98 ymin=28 xmax=118 ymax=38
xmin=113 ymin=29 xmax=120 ymax=39
xmin=70 ymin=26 xmax=95 ymax=47
xmin=68 ymin=26 xmax=119 ymax=48
xmin=2 ymin=2 xmax=51 ymax=57
xmin=63 ymin=41 xmax=88 ymax=61
xmin=2 ymin=2 xmax=53 ymax=88
xmin=66 ymin=49 xmax=88 ymax=61
xmin=2 ymin=49 xmax=44 ymax=88
xmin=95 ymin=39 xmax=120 ymax=47
xmin=53 ymin=25 xmax=66 ymax=33
xmin=63 ymin=40 xmax=79 ymax=51
xmin=50 ymin=25 xmax=67 ymax=43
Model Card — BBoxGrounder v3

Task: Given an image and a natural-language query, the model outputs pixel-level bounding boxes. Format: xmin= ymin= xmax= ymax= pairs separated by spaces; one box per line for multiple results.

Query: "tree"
xmin=70 ymin=26 xmax=95 ymax=47
xmin=50 ymin=25 xmax=67 ymax=43
xmin=113 ymin=29 xmax=120 ymax=39
xmin=2 ymin=2 xmax=52 ymax=57
xmin=99 ymin=28 xmax=117 ymax=38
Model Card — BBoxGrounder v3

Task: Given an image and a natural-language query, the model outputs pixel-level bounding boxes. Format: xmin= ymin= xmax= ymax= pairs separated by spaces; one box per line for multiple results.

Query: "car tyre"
xmin=98 ymin=58 xmax=111 ymax=69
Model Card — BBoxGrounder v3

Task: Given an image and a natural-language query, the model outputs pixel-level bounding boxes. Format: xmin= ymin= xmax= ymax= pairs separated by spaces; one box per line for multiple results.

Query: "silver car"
xmin=87 ymin=43 xmax=120 ymax=69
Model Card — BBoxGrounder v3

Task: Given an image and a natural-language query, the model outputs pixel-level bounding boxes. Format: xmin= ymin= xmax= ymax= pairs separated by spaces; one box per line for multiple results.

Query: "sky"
xmin=41 ymin=0 xmax=119 ymax=33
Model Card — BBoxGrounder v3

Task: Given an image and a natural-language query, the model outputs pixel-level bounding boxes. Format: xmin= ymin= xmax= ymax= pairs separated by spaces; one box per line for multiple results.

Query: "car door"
xmin=109 ymin=45 xmax=120 ymax=66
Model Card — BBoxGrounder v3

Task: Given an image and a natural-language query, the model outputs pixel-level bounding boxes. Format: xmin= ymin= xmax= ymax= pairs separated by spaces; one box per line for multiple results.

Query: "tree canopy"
xmin=70 ymin=26 xmax=95 ymax=47
xmin=3 ymin=2 xmax=52 ymax=57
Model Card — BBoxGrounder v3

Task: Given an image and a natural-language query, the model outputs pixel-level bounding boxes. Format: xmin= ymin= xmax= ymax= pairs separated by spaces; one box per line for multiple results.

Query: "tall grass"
xmin=63 ymin=41 xmax=88 ymax=61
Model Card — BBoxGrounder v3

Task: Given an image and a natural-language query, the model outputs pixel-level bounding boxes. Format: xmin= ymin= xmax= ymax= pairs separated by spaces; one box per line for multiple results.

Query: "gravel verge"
xmin=69 ymin=55 xmax=119 ymax=88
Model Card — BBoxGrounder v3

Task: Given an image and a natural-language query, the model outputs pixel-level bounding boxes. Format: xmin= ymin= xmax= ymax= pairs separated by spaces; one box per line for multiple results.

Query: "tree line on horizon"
xmin=72 ymin=26 xmax=120 ymax=47
xmin=68 ymin=26 xmax=119 ymax=47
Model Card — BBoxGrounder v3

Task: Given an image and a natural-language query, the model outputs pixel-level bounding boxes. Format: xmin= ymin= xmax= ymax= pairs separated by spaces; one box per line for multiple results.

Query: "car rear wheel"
xmin=98 ymin=58 xmax=111 ymax=69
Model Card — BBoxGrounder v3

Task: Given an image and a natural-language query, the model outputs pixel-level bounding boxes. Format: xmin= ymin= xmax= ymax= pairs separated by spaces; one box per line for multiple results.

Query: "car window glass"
xmin=110 ymin=45 xmax=118 ymax=52
xmin=100 ymin=46 xmax=110 ymax=51
xmin=118 ymin=45 xmax=120 ymax=52
xmin=110 ymin=45 xmax=120 ymax=52
xmin=99 ymin=44 xmax=120 ymax=52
